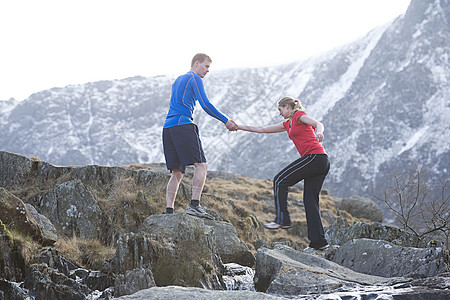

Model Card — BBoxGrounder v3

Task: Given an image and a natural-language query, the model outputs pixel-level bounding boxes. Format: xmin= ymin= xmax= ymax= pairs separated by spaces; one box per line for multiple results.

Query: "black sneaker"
xmin=186 ymin=205 xmax=214 ymax=220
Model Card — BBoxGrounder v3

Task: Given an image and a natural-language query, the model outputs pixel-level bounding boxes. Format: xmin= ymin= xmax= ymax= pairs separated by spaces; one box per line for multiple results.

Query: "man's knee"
xmin=171 ymin=169 xmax=184 ymax=181
xmin=194 ymin=162 xmax=208 ymax=172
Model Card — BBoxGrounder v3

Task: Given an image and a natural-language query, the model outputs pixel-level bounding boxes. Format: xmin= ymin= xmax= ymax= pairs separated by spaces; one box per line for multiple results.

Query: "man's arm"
xmin=191 ymin=74 xmax=229 ymax=123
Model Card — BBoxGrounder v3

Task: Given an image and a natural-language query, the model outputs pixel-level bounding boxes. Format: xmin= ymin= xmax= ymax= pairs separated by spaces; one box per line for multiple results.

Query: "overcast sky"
xmin=0 ymin=0 xmax=410 ymax=101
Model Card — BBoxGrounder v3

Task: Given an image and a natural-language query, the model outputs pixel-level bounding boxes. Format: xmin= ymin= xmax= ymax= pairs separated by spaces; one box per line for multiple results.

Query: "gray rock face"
xmin=203 ymin=219 xmax=256 ymax=267
xmin=330 ymin=238 xmax=447 ymax=278
xmin=114 ymin=268 xmax=156 ymax=297
xmin=28 ymin=179 xmax=103 ymax=240
xmin=325 ymin=216 xmax=425 ymax=247
xmin=338 ymin=195 xmax=383 ymax=222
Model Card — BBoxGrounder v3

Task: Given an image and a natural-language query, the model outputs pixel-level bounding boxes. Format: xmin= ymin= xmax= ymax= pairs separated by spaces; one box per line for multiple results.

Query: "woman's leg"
xmin=272 ymin=155 xmax=316 ymax=226
xmin=303 ymin=155 xmax=330 ymax=248
xmin=304 ymin=174 xmax=328 ymax=248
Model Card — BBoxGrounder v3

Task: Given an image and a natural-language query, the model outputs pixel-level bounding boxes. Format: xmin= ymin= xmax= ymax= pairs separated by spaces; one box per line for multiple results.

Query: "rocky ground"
xmin=0 ymin=151 xmax=448 ymax=299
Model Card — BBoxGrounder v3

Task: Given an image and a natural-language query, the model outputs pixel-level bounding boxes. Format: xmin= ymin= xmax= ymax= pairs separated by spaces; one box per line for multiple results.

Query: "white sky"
xmin=0 ymin=0 xmax=410 ymax=101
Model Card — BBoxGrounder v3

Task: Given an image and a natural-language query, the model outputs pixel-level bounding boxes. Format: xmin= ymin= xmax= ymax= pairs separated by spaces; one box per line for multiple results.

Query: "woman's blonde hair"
xmin=278 ymin=96 xmax=305 ymax=112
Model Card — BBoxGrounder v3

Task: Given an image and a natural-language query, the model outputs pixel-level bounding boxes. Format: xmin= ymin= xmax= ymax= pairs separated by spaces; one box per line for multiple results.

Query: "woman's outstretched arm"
xmin=237 ymin=122 xmax=286 ymax=133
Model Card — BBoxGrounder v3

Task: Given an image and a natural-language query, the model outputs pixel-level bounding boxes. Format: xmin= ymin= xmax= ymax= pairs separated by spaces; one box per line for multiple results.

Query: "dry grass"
xmin=54 ymin=237 xmax=116 ymax=270
xmin=5 ymin=226 xmax=41 ymax=268
xmin=92 ymin=176 xmax=165 ymax=245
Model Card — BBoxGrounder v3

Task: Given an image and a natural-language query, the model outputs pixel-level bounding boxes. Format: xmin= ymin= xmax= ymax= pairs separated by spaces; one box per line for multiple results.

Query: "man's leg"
xmin=166 ymin=169 xmax=183 ymax=210
xmin=192 ymin=162 xmax=208 ymax=202
xmin=186 ymin=162 xmax=213 ymax=219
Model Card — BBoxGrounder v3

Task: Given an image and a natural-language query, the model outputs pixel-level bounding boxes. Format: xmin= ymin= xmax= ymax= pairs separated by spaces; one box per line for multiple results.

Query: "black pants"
xmin=273 ymin=154 xmax=330 ymax=248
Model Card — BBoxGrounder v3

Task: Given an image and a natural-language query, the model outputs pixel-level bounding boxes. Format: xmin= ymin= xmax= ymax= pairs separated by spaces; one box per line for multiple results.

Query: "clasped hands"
xmin=225 ymin=120 xmax=238 ymax=131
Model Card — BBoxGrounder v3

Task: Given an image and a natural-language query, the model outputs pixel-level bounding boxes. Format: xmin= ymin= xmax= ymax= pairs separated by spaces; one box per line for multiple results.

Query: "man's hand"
xmin=225 ymin=120 xmax=238 ymax=131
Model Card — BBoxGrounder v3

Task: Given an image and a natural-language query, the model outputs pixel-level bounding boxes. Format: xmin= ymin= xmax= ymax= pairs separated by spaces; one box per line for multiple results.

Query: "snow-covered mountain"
xmin=1 ymin=0 xmax=449 ymax=201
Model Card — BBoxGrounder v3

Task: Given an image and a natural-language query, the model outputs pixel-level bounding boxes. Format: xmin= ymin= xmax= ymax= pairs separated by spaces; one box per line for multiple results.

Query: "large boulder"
xmin=329 ymin=238 xmax=448 ymax=278
xmin=253 ymin=244 xmax=397 ymax=296
xmin=338 ymin=195 xmax=383 ymax=222
xmin=25 ymin=203 xmax=58 ymax=246
xmin=108 ymin=213 xmax=255 ymax=292
xmin=325 ymin=216 xmax=426 ymax=247
xmin=203 ymin=219 xmax=255 ymax=267
xmin=28 ymin=179 xmax=103 ymax=240
xmin=109 ymin=214 xmax=223 ymax=290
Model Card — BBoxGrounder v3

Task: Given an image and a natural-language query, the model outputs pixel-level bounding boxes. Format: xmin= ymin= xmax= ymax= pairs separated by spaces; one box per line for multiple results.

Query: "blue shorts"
xmin=162 ymin=123 xmax=206 ymax=173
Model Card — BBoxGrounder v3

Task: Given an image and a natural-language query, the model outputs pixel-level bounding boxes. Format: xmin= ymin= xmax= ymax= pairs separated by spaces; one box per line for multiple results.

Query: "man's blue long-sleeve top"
xmin=163 ymin=71 xmax=228 ymax=128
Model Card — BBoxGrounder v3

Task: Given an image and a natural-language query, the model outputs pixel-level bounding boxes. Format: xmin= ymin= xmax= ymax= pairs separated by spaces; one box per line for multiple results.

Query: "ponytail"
xmin=278 ymin=96 xmax=305 ymax=112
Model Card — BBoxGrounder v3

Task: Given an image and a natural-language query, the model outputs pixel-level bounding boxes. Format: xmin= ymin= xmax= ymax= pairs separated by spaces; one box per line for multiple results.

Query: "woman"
xmin=237 ymin=96 xmax=330 ymax=250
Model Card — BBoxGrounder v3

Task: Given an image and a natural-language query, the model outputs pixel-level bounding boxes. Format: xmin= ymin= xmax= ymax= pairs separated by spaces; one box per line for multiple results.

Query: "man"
xmin=162 ymin=53 xmax=237 ymax=219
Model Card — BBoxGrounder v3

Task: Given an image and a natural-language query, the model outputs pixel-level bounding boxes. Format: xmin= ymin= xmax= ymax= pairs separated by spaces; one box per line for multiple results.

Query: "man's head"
xmin=191 ymin=53 xmax=212 ymax=78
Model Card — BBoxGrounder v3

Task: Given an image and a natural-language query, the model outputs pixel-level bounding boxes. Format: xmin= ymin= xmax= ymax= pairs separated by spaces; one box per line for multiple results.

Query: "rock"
xmin=112 ymin=277 xmax=450 ymax=300
xmin=114 ymin=268 xmax=156 ymax=297
xmin=109 ymin=214 xmax=224 ymax=289
xmin=114 ymin=286 xmax=290 ymax=300
xmin=325 ymin=216 xmax=425 ymax=247
xmin=25 ymin=203 xmax=58 ymax=246
xmin=253 ymin=244 xmax=400 ymax=297
xmin=222 ymin=263 xmax=255 ymax=291
xmin=28 ymin=179 xmax=103 ymax=240
xmin=330 ymin=238 xmax=448 ymax=278
xmin=0 ymin=152 xmax=33 ymax=188
xmin=0 ymin=221 xmax=26 ymax=282
xmin=0 ymin=278 xmax=30 ymax=300
xmin=338 ymin=195 xmax=383 ymax=222
xmin=0 ymin=151 xmax=167 ymax=191
xmin=108 ymin=213 xmax=255 ymax=293
xmin=0 ymin=188 xmax=45 ymax=244
xmin=23 ymin=263 xmax=91 ymax=300
xmin=203 ymin=219 xmax=255 ymax=267
xmin=83 ymin=270 xmax=115 ymax=292
xmin=37 ymin=247 xmax=78 ymax=276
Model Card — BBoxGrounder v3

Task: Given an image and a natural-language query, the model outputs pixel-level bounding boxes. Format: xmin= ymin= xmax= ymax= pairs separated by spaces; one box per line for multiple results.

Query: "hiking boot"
xmin=186 ymin=205 xmax=214 ymax=220
xmin=264 ymin=221 xmax=291 ymax=230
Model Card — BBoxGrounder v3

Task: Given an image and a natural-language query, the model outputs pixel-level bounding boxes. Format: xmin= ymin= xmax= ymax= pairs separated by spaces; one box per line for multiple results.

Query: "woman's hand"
xmin=315 ymin=132 xmax=324 ymax=143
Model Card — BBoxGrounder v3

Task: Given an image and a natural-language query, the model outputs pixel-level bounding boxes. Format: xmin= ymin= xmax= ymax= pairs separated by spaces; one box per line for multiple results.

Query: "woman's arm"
xmin=237 ymin=122 xmax=286 ymax=133
xmin=298 ymin=114 xmax=325 ymax=142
